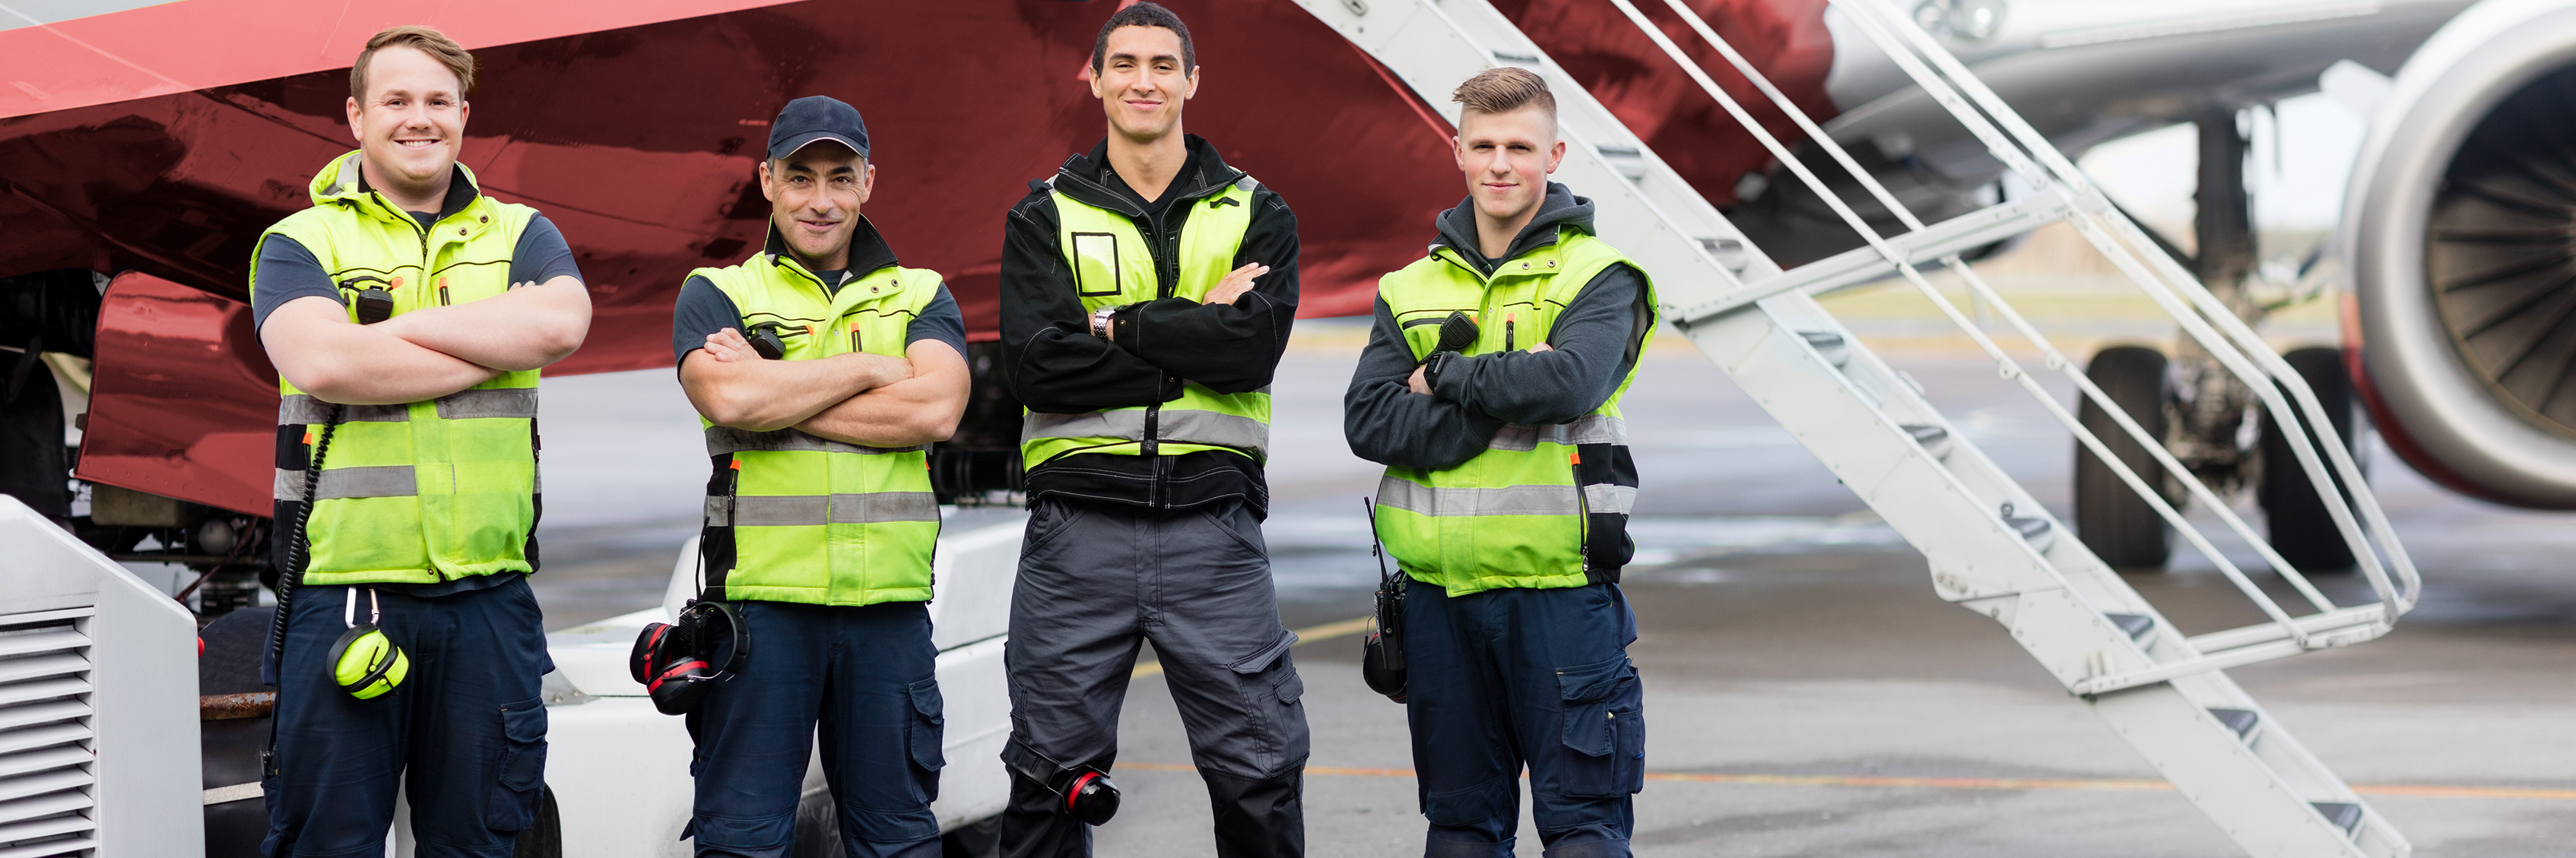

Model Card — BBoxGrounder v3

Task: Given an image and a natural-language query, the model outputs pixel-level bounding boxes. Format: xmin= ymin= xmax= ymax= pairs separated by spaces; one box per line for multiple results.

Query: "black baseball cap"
xmin=766 ymin=96 xmax=869 ymax=161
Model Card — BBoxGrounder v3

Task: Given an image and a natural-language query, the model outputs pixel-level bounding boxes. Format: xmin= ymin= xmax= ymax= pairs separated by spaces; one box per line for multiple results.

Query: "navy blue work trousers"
xmin=1403 ymin=579 xmax=1644 ymax=858
xmin=262 ymin=578 xmax=551 ymax=857
xmin=684 ymin=600 xmax=944 ymax=858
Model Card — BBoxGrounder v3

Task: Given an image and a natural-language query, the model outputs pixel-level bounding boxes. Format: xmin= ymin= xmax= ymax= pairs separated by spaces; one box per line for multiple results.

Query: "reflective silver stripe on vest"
xmin=1374 ymin=476 xmax=1582 ymax=517
xmin=1487 ymin=415 xmax=1629 ymax=452
xmin=705 ymin=492 xmax=941 ymax=527
xmin=703 ymin=426 xmax=925 ymax=457
xmin=268 ymin=465 xmax=419 ymax=501
xmin=278 ymin=390 xmax=535 ymax=424
xmin=435 ymin=388 xmax=538 ymax=420
xmin=279 ymin=395 xmax=408 ymax=425
xmin=1582 ymin=484 xmax=1637 ymax=516
xmin=1022 ymin=409 xmax=1269 ymax=458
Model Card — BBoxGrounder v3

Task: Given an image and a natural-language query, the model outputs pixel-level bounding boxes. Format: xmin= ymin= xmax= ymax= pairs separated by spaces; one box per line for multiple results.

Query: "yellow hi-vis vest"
xmin=692 ymin=249 xmax=943 ymax=606
xmin=1371 ymin=227 xmax=1655 ymax=597
xmin=1018 ymin=176 xmax=1271 ymax=471
xmin=254 ymin=151 xmax=541 ymax=586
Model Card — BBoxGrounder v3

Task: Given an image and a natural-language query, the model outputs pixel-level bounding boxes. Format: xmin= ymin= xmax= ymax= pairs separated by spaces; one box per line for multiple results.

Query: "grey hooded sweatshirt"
xmin=1344 ymin=183 xmax=1654 ymax=469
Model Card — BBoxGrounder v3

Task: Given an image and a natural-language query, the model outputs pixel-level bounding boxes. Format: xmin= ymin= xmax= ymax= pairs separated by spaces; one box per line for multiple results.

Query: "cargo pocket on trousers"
xmin=487 ymin=696 xmax=548 ymax=831
xmin=907 ymin=678 xmax=947 ymax=800
xmin=1229 ymin=629 xmax=1310 ymax=763
xmin=1554 ymin=655 xmax=1644 ymax=799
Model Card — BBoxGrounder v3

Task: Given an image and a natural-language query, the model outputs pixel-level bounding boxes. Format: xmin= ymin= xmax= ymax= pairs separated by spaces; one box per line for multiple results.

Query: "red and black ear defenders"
xmin=630 ymin=600 xmax=750 ymax=716
xmin=1007 ymin=739 xmax=1121 ymax=825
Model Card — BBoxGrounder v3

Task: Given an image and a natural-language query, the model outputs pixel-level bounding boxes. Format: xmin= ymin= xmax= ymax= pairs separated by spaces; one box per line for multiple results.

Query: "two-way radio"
xmin=1361 ymin=496 xmax=1407 ymax=702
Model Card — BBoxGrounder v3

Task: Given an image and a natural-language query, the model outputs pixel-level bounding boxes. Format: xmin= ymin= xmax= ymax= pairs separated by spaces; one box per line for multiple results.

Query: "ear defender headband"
xmin=629 ymin=600 xmax=750 ymax=716
xmin=327 ymin=587 xmax=409 ymax=700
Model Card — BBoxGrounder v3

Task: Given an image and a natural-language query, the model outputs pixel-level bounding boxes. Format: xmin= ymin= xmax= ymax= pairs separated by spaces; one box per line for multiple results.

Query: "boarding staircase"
xmin=1290 ymin=0 xmax=2425 ymax=854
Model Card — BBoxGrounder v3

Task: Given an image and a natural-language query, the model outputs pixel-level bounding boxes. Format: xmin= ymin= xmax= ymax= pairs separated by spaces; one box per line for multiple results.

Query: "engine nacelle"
xmin=2343 ymin=0 xmax=2576 ymax=508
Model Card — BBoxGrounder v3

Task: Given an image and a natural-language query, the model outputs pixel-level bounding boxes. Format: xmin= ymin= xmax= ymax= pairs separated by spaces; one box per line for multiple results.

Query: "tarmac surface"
xmin=520 ymin=316 xmax=2576 ymax=857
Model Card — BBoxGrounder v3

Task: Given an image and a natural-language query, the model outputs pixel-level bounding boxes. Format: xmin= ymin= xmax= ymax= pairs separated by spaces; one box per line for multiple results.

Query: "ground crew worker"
xmin=671 ymin=95 xmax=971 ymax=857
xmin=1343 ymin=68 xmax=1657 ymax=858
xmin=252 ymin=26 xmax=591 ymax=856
xmin=996 ymin=4 xmax=1307 ymax=856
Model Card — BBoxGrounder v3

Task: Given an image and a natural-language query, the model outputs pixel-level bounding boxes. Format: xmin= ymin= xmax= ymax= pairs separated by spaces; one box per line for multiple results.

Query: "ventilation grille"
xmin=0 ymin=610 xmax=96 ymax=858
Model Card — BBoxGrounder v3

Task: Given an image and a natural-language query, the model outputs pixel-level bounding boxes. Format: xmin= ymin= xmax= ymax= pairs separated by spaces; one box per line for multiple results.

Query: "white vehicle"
xmin=468 ymin=508 xmax=1028 ymax=857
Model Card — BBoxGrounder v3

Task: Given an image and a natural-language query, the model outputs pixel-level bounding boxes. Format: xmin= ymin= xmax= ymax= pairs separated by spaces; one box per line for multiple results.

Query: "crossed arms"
xmin=680 ymin=328 xmax=969 ymax=448
xmin=1343 ymin=265 xmax=1653 ymax=470
xmin=262 ymin=277 xmax=590 ymax=404
xmin=997 ymin=192 xmax=1302 ymax=414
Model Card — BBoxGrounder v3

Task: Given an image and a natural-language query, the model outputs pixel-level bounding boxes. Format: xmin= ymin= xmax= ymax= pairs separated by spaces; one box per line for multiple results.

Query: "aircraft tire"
xmin=511 ymin=787 xmax=563 ymax=858
xmin=2258 ymin=347 xmax=2361 ymax=572
xmin=2076 ymin=345 xmax=2173 ymax=569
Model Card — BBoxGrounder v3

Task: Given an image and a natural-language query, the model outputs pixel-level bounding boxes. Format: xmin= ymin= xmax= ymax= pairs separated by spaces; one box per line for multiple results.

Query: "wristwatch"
xmin=1089 ymin=304 xmax=1122 ymax=340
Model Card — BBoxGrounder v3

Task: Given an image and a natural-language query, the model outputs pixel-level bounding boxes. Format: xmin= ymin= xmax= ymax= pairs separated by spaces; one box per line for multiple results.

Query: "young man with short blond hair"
xmin=1344 ymin=67 xmax=1655 ymax=858
xmin=252 ymin=24 xmax=591 ymax=856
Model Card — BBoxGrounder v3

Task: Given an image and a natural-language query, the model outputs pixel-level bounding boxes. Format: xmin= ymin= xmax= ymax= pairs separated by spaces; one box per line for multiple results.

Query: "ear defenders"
xmin=327 ymin=587 xmax=409 ymax=700
xmin=1007 ymin=739 xmax=1121 ymax=825
xmin=630 ymin=600 xmax=749 ymax=716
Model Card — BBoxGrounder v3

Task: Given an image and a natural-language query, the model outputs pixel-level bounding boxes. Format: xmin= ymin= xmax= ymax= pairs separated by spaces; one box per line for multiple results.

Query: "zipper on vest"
xmin=437 ymin=277 xmax=451 ymax=306
xmin=1573 ymin=449 xmax=1591 ymax=575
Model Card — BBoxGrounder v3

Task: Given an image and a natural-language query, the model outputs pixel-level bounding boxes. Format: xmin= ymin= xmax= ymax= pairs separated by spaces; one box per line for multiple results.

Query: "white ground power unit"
xmin=0 ymin=494 xmax=202 ymax=857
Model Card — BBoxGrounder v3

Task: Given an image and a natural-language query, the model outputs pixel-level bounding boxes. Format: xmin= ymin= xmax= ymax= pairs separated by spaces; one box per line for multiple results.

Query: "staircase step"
xmin=2103 ymin=613 xmax=2154 ymax=642
xmin=1797 ymin=331 xmax=1849 ymax=367
xmin=1901 ymin=423 xmax=1952 ymax=460
xmin=1998 ymin=502 xmax=2054 ymax=551
xmin=2312 ymin=802 xmax=2364 ymax=835
xmin=2209 ymin=708 xmax=2260 ymax=741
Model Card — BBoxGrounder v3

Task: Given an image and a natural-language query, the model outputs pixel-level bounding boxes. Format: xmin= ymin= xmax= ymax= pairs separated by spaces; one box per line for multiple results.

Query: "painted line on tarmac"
xmin=1110 ymin=762 xmax=2576 ymax=802
xmin=1131 ymin=616 xmax=1374 ymax=680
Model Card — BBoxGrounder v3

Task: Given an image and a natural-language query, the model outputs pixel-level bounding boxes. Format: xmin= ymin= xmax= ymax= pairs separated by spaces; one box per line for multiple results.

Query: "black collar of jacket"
xmin=357 ymin=163 xmax=480 ymax=223
xmin=1045 ymin=134 xmax=1247 ymax=217
xmin=1429 ymin=182 xmax=1595 ymax=276
xmin=760 ymin=214 xmax=900 ymax=288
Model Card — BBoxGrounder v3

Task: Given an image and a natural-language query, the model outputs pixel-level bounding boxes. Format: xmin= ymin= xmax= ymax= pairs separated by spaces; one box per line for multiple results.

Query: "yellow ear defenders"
xmin=327 ymin=587 xmax=409 ymax=700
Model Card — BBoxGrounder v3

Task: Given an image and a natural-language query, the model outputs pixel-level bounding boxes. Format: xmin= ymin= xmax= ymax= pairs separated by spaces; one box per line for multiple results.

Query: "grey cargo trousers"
xmin=999 ymin=496 xmax=1309 ymax=857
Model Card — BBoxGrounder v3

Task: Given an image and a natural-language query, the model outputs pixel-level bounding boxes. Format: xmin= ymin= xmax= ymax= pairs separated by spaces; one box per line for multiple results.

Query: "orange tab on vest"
xmin=728 ymin=457 xmax=742 ymax=470
xmin=389 ymin=276 xmax=404 ymax=290
xmin=303 ymin=430 xmax=316 ymax=447
xmin=1569 ymin=451 xmax=1581 ymax=464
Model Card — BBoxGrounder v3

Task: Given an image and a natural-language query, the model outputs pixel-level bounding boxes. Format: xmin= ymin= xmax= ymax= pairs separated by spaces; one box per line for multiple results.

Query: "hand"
xmin=1407 ymin=363 xmax=1432 ymax=395
xmin=1528 ymin=343 xmax=1554 ymax=353
xmin=840 ymin=350 xmax=916 ymax=391
xmin=1203 ymin=263 xmax=1269 ymax=306
xmin=702 ymin=328 xmax=762 ymax=363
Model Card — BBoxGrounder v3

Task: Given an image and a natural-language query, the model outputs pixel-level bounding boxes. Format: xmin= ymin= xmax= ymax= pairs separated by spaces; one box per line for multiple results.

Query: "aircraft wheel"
xmin=788 ymin=787 xmax=842 ymax=858
xmin=2257 ymin=347 xmax=2360 ymax=571
xmin=943 ymin=815 xmax=1001 ymax=857
xmin=2075 ymin=345 xmax=2173 ymax=568
xmin=511 ymin=787 xmax=563 ymax=858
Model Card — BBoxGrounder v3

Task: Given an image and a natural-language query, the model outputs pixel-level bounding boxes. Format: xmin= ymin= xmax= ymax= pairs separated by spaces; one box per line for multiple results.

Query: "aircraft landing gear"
xmin=2257 ymin=347 xmax=2360 ymax=571
xmin=2074 ymin=345 xmax=2174 ymax=568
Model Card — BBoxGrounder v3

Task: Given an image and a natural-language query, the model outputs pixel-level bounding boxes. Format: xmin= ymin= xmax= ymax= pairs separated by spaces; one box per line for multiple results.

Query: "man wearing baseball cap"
xmin=669 ymin=94 xmax=971 ymax=857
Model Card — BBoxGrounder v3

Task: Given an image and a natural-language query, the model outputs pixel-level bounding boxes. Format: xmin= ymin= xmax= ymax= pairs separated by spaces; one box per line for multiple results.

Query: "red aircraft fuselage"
xmin=0 ymin=0 xmax=1832 ymax=515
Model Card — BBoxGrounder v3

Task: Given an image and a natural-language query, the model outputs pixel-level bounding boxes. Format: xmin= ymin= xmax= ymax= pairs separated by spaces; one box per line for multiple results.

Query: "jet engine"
xmin=2343 ymin=0 xmax=2576 ymax=508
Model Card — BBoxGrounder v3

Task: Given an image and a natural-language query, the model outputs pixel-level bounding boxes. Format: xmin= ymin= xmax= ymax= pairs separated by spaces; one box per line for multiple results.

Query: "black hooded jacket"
xmin=999 ymin=135 xmax=1300 ymax=514
xmin=1344 ymin=183 xmax=1653 ymax=469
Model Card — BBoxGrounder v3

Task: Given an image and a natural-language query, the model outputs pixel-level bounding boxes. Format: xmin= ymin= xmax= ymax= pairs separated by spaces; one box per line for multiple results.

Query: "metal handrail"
xmin=1592 ymin=0 xmax=2420 ymax=660
xmin=1628 ymin=0 xmax=2345 ymax=619
xmin=1836 ymin=0 xmax=2421 ymax=614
